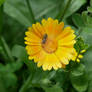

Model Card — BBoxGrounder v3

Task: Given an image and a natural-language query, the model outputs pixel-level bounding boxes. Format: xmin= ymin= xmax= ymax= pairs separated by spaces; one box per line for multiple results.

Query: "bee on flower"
xmin=24 ymin=17 xmax=77 ymax=70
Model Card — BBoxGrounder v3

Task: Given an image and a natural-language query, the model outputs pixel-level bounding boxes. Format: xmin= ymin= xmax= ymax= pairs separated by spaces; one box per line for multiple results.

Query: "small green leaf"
xmin=82 ymin=11 xmax=92 ymax=27
xmin=90 ymin=0 xmax=92 ymax=7
xmin=82 ymin=11 xmax=88 ymax=24
xmin=65 ymin=0 xmax=86 ymax=18
xmin=80 ymin=28 xmax=92 ymax=46
xmin=0 ymin=61 xmax=23 ymax=73
xmin=12 ymin=44 xmax=27 ymax=60
xmin=12 ymin=44 xmax=39 ymax=72
xmin=1 ymin=73 xmax=17 ymax=88
xmin=53 ymin=70 xmax=66 ymax=85
xmin=83 ymin=27 xmax=92 ymax=35
xmin=79 ymin=11 xmax=92 ymax=46
xmin=88 ymin=80 xmax=92 ymax=92
xmin=72 ymin=14 xmax=85 ymax=27
xmin=71 ymin=64 xmax=85 ymax=76
xmin=4 ymin=0 xmax=32 ymax=26
xmin=0 ymin=78 xmax=7 ymax=92
xmin=70 ymin=74 xmax=88 ymax=92
xmin=83 ymin=47 xmax=92 ymax=77
xmin=0 ymin=37 xmax=14 ymax=62
xmin=43 ymin=84 xmax=63 ymax=92
xmin=74 ymin=37 xmax=88 ymax=52
xmin=0 ymin=64 xmax=18 ymax=88
xmin=87 ymin=7 xmax=92 ymax=13
xmin=87 ymin=16 xmax=92 ymax=26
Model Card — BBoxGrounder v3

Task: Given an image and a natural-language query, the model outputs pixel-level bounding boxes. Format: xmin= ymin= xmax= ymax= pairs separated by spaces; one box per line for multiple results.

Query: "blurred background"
xmin=0 ymin=0 xmax=92 ymax=92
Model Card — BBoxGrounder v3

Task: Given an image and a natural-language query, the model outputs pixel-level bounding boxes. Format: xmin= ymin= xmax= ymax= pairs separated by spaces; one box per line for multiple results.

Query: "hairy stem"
xmin=26 ymin=0 xmax=36 ymax=23
xmin=56 ymin=0 xmax=72 ymax=21
xmin=0 ymin=36 xmax=15 ymax=62
xmin=19 ymin=74 xmax=34 ymax=92
xmin=0 ymin=5 xmax=3 ymax=34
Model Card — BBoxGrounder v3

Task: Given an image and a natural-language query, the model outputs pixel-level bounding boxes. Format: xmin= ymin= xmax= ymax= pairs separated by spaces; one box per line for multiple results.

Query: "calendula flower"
xmin=72 ymin=49 xmax=86 ymax=62
xmin=24 ymin=18 xmax=76 ymax=70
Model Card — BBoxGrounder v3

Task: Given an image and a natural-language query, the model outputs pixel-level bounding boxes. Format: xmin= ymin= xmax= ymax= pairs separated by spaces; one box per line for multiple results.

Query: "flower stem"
xmin=76 ymin=28 xmax=83 ymax=39
xmin=26 ymin=0 xmax=36 ymax=23
xmin=0 ymin=5 xmax=3 ymax=34
xmin=0 ymin=5 xmax=14 ymax=62
xmin=19 ymin=74 xmax=33 ymax=92
xmin=56 ymin=0 xmax=72 ymax=21
xmin=0 ymin=36 xmax=15 ymax=62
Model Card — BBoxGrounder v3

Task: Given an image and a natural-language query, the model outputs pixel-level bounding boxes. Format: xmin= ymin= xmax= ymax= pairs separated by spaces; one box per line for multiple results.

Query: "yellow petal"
xmin=61 ymin=58 xmax=69 ymax=64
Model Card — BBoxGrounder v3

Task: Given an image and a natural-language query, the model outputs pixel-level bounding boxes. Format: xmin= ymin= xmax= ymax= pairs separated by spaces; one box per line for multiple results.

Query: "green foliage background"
xmin=0 ymin=0 xmax=92 ymax=92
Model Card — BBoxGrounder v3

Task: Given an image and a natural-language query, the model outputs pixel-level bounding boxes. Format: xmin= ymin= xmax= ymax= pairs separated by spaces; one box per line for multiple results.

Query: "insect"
xmin=42 ymin=34 xmax=48 ymax=44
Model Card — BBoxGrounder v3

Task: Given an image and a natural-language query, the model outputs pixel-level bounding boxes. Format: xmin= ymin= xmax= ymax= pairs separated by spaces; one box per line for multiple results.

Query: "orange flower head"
xmin=24 ymin=18 xmax=76 ymax=70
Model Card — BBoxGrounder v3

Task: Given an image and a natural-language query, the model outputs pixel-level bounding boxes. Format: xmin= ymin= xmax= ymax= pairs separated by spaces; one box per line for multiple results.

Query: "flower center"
xmin=42 ymin=34 xmax=58 ymax=54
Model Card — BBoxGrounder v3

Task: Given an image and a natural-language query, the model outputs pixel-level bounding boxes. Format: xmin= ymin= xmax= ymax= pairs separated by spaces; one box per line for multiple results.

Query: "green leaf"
xmin=87 ymin=6 xmax=92 ymax=13
xmin=70 ymin=64 xmax=85 ymax=76
xmin=0 ymin=61 xmax=23 ymax=73
xmin=53 ymin=70 xmax=66 ymax=85
xmin=36 ymin=71 xmax=56 ymax=85
xmin=40 ymin=71 xmax=56 ymax=85
xmin=82 ymin=46 xmax=92 ymax=91
xmin=72 ymin=14 xmax=85 ymax=27
xmin=83 ymin=27 xmax=92 ymax=35
xmin=70 ymin=74 xmax=88 ymax=92
xmin=4 ymin=0 xmax=32 ymax=26
xmin=87 ymin=16 xmax=92 ymax=26
xmin=4 ymin=0 xmax=86 ymax=26
xmin=0 ymin=63 xmax=18 ymax=88
xmin=76 ymin=13 xmax=92 ymax=45
xmin=32 ymin=70 xmax=49 ymax=84
xmin=4 ymin=0 xmax=60 ymax=26
xmin=65 ymin=0 xmax=86 ymax=18
xmin=0 ymin=36 xmax=15 ymax=62
xmin=11 ymin=44 xmax=38 ymax=72
xmin=74 ymin=37 xmax=88 ymax=52
xmin=83 ymin=47 xmax=92 ymax=77
xmin=43 ymin=84 xmax=63 ymax=92
xmin=0 ymin=73 xmax=17 ymax=88
xmin=90 ymin=0 xmax=92 ymax=7
xmin=12 ymin=44 xmax=27 ymax=60
xmin=3 ymin=14 xmax=25 ymax=46
xmin=82 ymin=11 xmax=92 ymax=27
xmin=0 ymin=78 xmax=7 ymax=92
xmin=82 ymin=11 xmax=88 ymax=24
xmin=77 ymin=12 xmax=92 ymax=46
xmin=80 ymin=29 xmax=92 ymax=46
xmin=88 ymin=80 xmax=92 ymax=92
